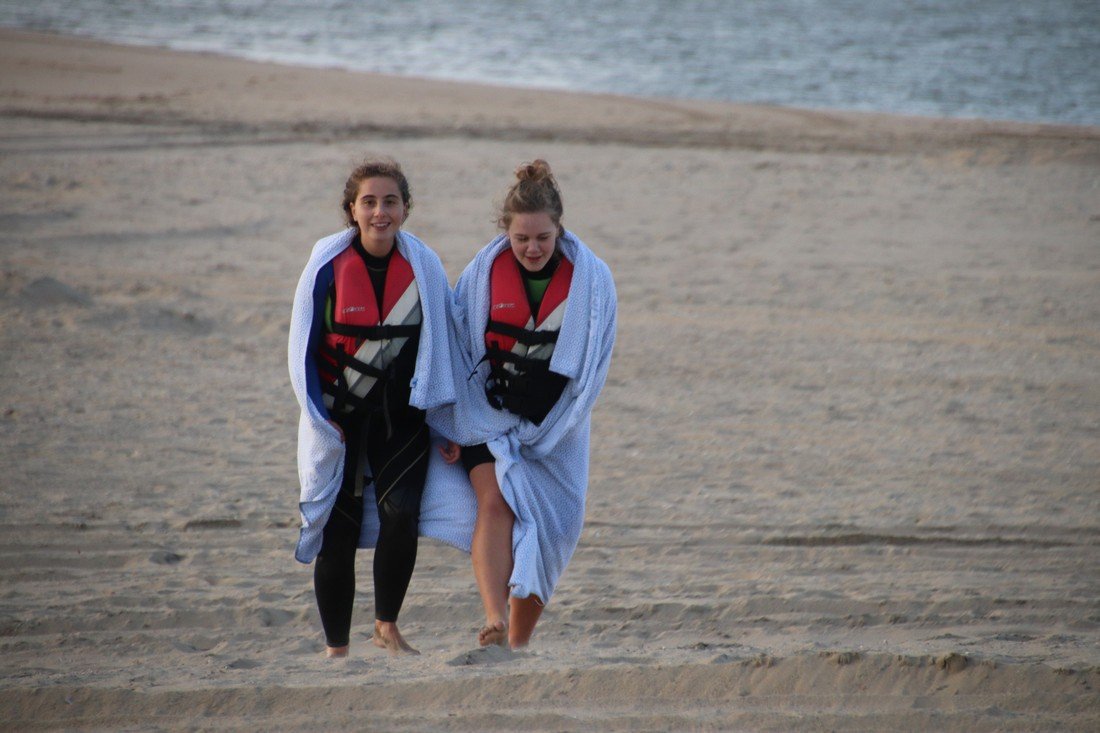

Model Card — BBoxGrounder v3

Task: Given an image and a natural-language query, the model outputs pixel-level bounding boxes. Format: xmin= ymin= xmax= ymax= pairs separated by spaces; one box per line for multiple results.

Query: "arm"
xmin=302 ymin=261 xmax=335 ymax=421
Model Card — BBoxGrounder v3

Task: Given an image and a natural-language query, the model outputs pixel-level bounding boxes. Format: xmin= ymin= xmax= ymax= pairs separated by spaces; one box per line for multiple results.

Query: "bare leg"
xmin=509 ymin=595 xmax=544 ymax=649
xmin=469 ymin=463 xmax=513 ymax=646
xmin=372 ymin=620 xmax=420 ymax=655
xmin=325 ymin=645 xmax=349 ymax=658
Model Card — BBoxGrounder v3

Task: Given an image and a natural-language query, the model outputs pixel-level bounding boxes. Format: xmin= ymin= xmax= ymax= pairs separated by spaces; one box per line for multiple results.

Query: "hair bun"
xmin=498 ymin=159 xmax=564 ymax=233
xmin=515 ymin=159 xmax=553 ymax=183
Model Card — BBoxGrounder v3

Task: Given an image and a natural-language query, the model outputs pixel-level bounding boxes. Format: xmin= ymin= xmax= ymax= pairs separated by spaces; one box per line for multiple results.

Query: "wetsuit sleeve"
xmin=304 ymin=261 xmax=335 ymax=419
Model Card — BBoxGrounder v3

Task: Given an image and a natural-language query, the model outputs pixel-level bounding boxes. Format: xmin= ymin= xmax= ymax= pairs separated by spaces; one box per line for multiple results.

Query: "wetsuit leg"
xmin=368 ymin=406 xmax=430 ymax=623
xmin=313 ymin=424 xmax=365 ymax=647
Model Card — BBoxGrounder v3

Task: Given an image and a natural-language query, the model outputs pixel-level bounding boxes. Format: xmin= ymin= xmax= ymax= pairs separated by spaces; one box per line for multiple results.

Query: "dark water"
xmin=2 ymin=0 xmax=1098 ymax=125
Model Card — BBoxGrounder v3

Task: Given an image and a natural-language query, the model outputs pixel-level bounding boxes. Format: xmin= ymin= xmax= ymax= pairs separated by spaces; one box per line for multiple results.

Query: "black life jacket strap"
xmin=321 ymin=358 xmax=352 ymax=415
xmin=484 ymin=353 xmax=545 ymax=408
xmin=483 ymin=347 xmax=552 ymax=374
xmin=329 ymin=322 xmax=421 ymax=340
xmin=319 ymin=341 xmax=389 ymax=382
xmin=484 ymin=370 xmax=561 ymax=421
xmin=322 ymin=377 xmax=373 ymax=415
xmin=485 ymin=319 xmax=559 ymax=346
xmin=321 ymin=341 xmax=407 ymax=438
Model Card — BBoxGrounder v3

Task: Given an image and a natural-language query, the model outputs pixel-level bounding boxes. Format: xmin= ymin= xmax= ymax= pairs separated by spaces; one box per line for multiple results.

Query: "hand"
xmin=327 ymin=420 xmax=345 ymax=443
xmin=438 ymin=440 xmax=461 ymax=464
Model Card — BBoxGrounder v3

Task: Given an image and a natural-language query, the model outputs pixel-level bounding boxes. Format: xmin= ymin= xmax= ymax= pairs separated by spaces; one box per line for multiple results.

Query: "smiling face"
xmin=507 ymin=211 xmax=558 ymax=272
xmin=348 ymin=176 xmax=407 ymax=256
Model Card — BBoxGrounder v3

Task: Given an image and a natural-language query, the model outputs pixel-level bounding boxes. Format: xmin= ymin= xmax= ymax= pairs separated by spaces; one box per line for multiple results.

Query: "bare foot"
xmin=325 ymin=645 xmax=349 ymax=658
xmin=478 ymin=620 xmax=508 ymax=647
xmin=372 ymin=621 xmax=420 ymax=655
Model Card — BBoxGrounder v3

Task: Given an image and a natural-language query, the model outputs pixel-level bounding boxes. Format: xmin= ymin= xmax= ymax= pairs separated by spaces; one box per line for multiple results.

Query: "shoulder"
xmin=592 ymin=253 xmax=614 ymax=283
xmin=467 ymin=234 xmax=510 ymax=273
xmin=307 ymin=228 xmax=355 ymax=268
xmin=399 ymin=230 xmax=447 ymax=276
xmin=296 ymin=229 xmax=351 ymax=292
xmin=563 ymin=230 xmax=613 ymax=278
xmin=313 ymin=227 xmax=356 ymax=253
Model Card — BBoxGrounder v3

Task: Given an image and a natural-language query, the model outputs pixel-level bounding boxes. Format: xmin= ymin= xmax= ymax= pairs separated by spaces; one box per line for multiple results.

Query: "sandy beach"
xmin=1 ymin=29 xmax=1098 ymax=730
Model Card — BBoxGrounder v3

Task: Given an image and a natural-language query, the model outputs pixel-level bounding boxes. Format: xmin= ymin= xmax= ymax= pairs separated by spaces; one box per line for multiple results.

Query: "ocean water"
xmin=2 ymin=0 xmax=1098 ymax=125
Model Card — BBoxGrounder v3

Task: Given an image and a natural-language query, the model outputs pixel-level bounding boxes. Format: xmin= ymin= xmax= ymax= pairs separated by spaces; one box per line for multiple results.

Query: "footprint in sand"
xmin=148 ymin=550 xmax=185 ymax=565
xmin=224 ymin=658 xmax=261 ymax=670
xmin=171 ymin=635 xmax=220 ymax=653
xmin=258 ymin=608 xmax=294 ymax=627
xmin=446 ymin=645 xmax=522 ymax=667
xmin=20 ymin=277 xmax=93 ymax=307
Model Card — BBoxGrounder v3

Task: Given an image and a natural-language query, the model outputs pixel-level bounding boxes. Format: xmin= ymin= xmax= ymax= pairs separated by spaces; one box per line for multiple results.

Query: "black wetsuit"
xmin=461 ymin=255 xmax=568 ymax=474
xmin=313 ymin=243 xmax=429 ymax=647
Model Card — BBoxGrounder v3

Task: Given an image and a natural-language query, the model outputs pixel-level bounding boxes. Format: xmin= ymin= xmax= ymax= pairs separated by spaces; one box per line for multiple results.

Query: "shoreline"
xmin=6 ymin=27 xmax=1099 ymax=133
xmin=8 ymin=24 xmax=1096 ymax=131
xmin=3 ymin=28 xmax=1098 ymax=160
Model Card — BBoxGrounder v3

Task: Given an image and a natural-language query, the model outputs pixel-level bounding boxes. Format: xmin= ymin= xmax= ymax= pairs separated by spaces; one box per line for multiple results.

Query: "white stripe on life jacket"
xmin=505 ymin=296 xmax=567 ymax=374
xmin=322 ymin=280 xmax=421 ymax=410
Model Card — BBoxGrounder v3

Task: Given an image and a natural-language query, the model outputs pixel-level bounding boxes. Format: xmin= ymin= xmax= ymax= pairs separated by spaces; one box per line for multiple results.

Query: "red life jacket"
xmin=483 ymin=249 xmax=573 ymax=421
xmin=318 ymin=245 xmax=421 ymax=416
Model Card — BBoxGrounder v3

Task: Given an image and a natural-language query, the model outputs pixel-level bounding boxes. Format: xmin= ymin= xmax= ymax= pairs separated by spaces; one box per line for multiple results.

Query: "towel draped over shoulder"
xmin=288 ymin=228 xmax=476 ymax=563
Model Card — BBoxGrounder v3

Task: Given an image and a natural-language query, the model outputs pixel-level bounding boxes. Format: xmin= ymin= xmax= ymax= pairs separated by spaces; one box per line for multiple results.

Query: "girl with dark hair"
xmin=288 ymin=157 xmax=456 ymax=657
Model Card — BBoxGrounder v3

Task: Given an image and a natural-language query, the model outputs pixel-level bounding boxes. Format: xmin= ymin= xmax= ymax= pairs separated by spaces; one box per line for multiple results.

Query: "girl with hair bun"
xmin=431 ymin=159 xmax=617 ymax=649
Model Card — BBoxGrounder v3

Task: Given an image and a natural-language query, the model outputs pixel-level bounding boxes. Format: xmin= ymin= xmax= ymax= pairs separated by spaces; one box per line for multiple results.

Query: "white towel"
xmin=288 ymin=228 xmax=473 ymax=563
xmin=426 ymin=230 xmax=617 ymax=602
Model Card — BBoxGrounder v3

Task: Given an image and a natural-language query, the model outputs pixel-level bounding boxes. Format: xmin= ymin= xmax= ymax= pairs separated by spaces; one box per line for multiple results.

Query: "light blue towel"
xmin=288 ymin=228 xmax=470 ymax=563
xmin=427 ymin=230 xmax=617 ymax=602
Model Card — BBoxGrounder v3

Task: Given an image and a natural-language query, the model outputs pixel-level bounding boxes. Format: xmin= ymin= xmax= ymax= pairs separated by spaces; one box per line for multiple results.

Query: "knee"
xmin=315 ymin=547 xmax=355 ymax=578
xmin=317 ymin=534 xmax=357 ymax=570
xmin=377 ymin=496 xmax=419 ymax=532
xmin=477 ymin=491 xmax=513 ymax=520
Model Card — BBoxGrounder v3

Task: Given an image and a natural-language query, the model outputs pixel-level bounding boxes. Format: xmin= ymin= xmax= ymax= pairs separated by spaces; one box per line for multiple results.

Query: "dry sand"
xmin=1 ymin=29 xmax=1098 ymax=731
